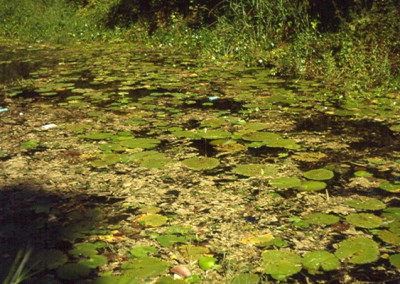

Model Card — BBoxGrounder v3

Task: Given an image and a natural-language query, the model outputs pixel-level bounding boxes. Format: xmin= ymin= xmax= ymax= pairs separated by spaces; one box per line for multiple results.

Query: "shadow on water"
xmin=0 ymin=60 xmax=41 ymax=83
xmin=0 ymin=181 xmax=128 ymax=283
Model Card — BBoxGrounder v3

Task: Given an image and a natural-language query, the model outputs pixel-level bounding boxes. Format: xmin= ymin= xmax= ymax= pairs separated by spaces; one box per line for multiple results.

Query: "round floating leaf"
xmin=270 ymin=177 xmax=301 ymax=189
xmin=136 ymin=214 xmax=168 ymax=227
xmin=230 ymin=273 xmax=260 ymax=284
xmin=119 ymin=138 xmax=160 ymax=149
xmin=303 ymin=169 xmax=334 ymax=181
xmin=130 ymin=246 xmax=158 ymax=258
xmin=81 ymin=132 xmax=113 ymax=140
xmin=182 ymin=157 xmax=219 ymax=171
xmin=172 ymin=130 xmax=201 ymax=139
xmin=179 ymin=245 xmax=209 ymax=260
xmin=335 ymin=237 xmax=379 ymax=264
xmin=297 ymin=181 xmax=327 ymax=191
xmin=377 ymin=230 xmax=400 ymax=246
xmin=302 ymin=251 xmax=340 ymax=273
xmin=354 ymin=170 xmax=373 ymax=177
xmin=200 ymin=129 xmax=231 ymax=140
xmin=379 ymin=182 xmax=400 ymax=192
xmin=80 ymin=255 xmax=107 ymax=269
xmin=383 ymin=207 xmax=400 ymax=221
xmin=240 ymin=233 xmax=274 ymax=247
xmin=303 ymin=213 xmax=340 ymax=225
xmin=56 ymin=263 xmax=91 ymax=280
xmin=261 ymin=250 xmax=302 ymax=281
xmin=122 ymin=257 xmax=170 ymax=278
xmin=233 ymin=164 xmax=277 ymax=177
xmin=157 ymin=234 xmax=187 ymax=247
xmin=389 ymin=254 xmax=400 ymax=268
xmin=69 ymin=242 xmax=103 ymax=257
xmin=20 ymin=140 xmax=39 ymax=149
xmin=346 ymin=213 xmax=383 ymax=228
xmin=199 ymin=256 xmax=217 ymax=270
xmin=345 ymin=197 xmax=386 ymax=211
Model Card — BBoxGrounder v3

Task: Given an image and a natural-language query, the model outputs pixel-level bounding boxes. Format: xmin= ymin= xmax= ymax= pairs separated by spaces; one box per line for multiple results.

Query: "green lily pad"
xmin=200 ymin=129 xmax=231 ymax=140
xmin=303 ymin=169 xmax=334 ymax=181
xmin=379 ymin=182 xmax=400 ymax=192
xmin=81 ymin=132 xmax=114 ymax=140
xmin=130 ymin=246 xmax=158 ymax=258
xmin=136 ymin=214 xmax=168 ymax=227
xmin=354 ymin=170 xmax=373 ymax=177
xmin=382 ymin=207 xmax=400 ymax=221
xmin=56 ymin=263 xmax=91 ymax=280
xmin=122 ymin=257 xmax=170 ymax=278
xmin=230 ymin=273 xmax=260 ymax=284
xmin=179 ymin=245 xmax=209 ymax=260
xmin=157 ymin=234 xmax=187 ymax=247
xmin=182 ymin=157 xmax=219 ymax=170
xmin=302 ymin=251 xmax=340 ymax=273
xmin=199 ymin=256 xmax=217 ymax=270
xmin=261 ymin=250 xmax=302 ymax=280
xmin=334 ymin=237 xmax=379 ymax=264
xmin=269 ymin=177 xmax=301 ymax=188
xmin=303 ymin=213 xmax=340 ymax=225
xmin=233 ymin=164 xmax=278 ymax=177
xmin=377 ymin=230 xmax=400 ymax=246
xmin=119 ymin=138 xmax=160 ymax=149
xmin=69 ymin=242 xmax=105 ymax=256
xmin=156 ymin=276 xmax=186 ymax=283
xmin=20 ymin=140 xmax=39 ymax=149
xmin=345 ymin=213 xmax=383 ymax=228
xmin=80 ymin=255 xmax=107 ymax=268
xmin=140 ymin=153 xmax=173 ymax=169
xmin=242 ymin=132 xmax=282 ymax=142
xmin=389 ymin=254 xmax=400 ymax=269
xmin=297 ymin=181 xmax=327 ymax=191
xmin=345 ymin=197 xmax=386 ymax=211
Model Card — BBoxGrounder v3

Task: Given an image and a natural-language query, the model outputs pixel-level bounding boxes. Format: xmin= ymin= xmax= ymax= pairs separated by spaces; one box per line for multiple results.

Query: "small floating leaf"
xmin=354 ymin=170 xmax=373 ymax=177
xmin=179 ymin=245 xmax=209 ymax=260
xmin=261 ymin=250 xmax=302 ymax=280
xmin=302 ymin=251 xmax=340 ymax=273
xmin=157 ymin=234 xmax=187 ymax=247
xmin=269 ymin=177 xmax=301 ymax=189
xmin=345 ymin=197 xmax=386 ymax=211
xmin=199 ymin=256 xmax=217 ymax=270
xmin=230 ymin=273 xmax=260 ymax=284
xmin=335 ymin=237 xmax=379 ymax=264
xmin=303 ymin=169 xmax=334 ymax=181
xmin=119 ymin=138 xmax=160 ymax=149
xmin=297 ymin=181 xmax=327 ymax=191
xmin=80 ymin=255 xmax=107 ymax=268
xmin=389 ymin=254 xmax=400 ymax=268
xmin=81 ymin=132 xmax=113 ymax=140
xmin=20 ymin=140 xmax=39 ymax=149
xmin=136 ymin=214 xmax=168 ymax=227
xmin=130 ymin=246 xmax=158 ymax=258
xmin=233 ymin=164 xmax=277 ymax=177
xmin=346 ymin=213 xmax=383 ymax=228
xmin=240 ymin=233 xmax=275 ymax=247
xmin=122 ymin=257 xmax=170 ymax=278
xmin=377 ymin=230 xmax=400 ymax=246
xmin=303 ymin=213 xmax=340 ymax=225
xmin=56 ymin=263 xmax=91 ymax=280
xmin=379 ymin=182 xmax=400 ymax=192
xmin=182 ymin=157 xmax=219 ymax=170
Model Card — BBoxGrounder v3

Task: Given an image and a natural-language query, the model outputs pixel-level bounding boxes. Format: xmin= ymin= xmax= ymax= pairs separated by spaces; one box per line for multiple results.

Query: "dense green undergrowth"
xmin=0 ymin=0 xmax=399 ymax=95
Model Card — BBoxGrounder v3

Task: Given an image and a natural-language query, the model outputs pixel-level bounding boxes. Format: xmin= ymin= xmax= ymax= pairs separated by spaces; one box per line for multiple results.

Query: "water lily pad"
xmin=157 ymin=234 xmax=187 ymax=247
xmin=242 ymin=132 xmax=281 ymax=142
xmin=240 ymin=233 xmax=274 ymax=247
xmin=119 ymin=138 xmax=160 ymax=149
xmin=136 ymin=214 xmax=168 ymax=227
xmin=230 ymin=273 xmax=260 ymax=284
xmin=389 ymin=254 xmax=400 ymax=268
xmin=81 ymin=132 xmax=114 ymax=140
xmin=20 ymin=139 xmax=39 ymax=149
xmin=377 ymin=230 xmax=400 ymax=246
xmin=69 ymin=242 xmax=105 ymax=256
xmin=297 ymin=181 xmax=327 ymax=191
xmin=179 ymin=245 xmax=209 ymax=260
xmin=200 ymin=129 xmax=231 ymax=140
xmin=199 ymin=256 xmax=217 ymax=270
xmin=379 ymin=182 xmax=400 ymax=192
xmin=346 ymin=213 xmax=383 ymax=228
xmin=233 ymin=164 xmax=277 ymax=177
xmin=383 ymin=207 xmax=400 ymax=221
xmin=122 ymin=257 xmax=170 ymax=278
xmin=354 ymin=170 xmax=373 ymax=177
xmin=345 ymin=197 xmax=386 ymax=210
xmin=130 ymin=246 xmax=158 ymax=258
xmin=303 ymin=213 xmax=340 ymax=225
xmin=302 ymin=251 xmax=340 ymax=273
xmin=139 ymin=152 xmax=173 ymax=169
xmin=182 ymin=157 xmax=219 ymax=170
xmin=56 ymin=263 xmax=91 ymax=280
xmin=334 ymin=237 xmax=379 ymax=264
xmin=269 ymin=177 xmax=301 ymax=188
xmin=303 ymin=169 xmax=334 ymax=180
xmin=261 ymin=250 xmax=302 ymax=280
xmin=80 ymin=255 xmax=107 ymax=268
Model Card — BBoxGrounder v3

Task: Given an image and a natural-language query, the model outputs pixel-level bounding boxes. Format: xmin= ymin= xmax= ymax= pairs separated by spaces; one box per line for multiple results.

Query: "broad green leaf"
xmin=303 ymin=169 xmax=334 ymax=181
xmin=345 ymin=213 xmax=383 ymax=228
xmin=261 ymin=250 xmax=302 ymax=280
xmin=302 ymin=251 xmax=340 ymax=273
xmin=335 ymin=237 xmax=379 ymax=264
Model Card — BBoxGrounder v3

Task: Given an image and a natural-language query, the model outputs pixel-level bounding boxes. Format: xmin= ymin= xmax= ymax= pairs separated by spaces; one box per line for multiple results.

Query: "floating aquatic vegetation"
xmin=345 ymin=197 xmax=386 ymax=210
xmin=230 ymin=273 xmax=260 ymax=284
xmin=199 ymin=256 xmax=217 ymax=270
xmin=303 ymin=169 xmax=334 ymax=181
xmin=269 ymin=177 xmax=301 ymax=189
xmin=121 ymin=257 xmax=170 ymax=279
xmin=291 ymin=152 xmax=327 ymax=162
xmin=136 ymin=214 xmax=168 ymax=227
xmin=240 ymin=233 xmax=275 ymax=247
xmin=377 ymin=230 xmax=400 ymax=246
xmin=179 ymin=245 xmax=209 ymax=260
xmin=389 ymin=254 xmax=400 ymax=268
xmin=32 ymin=249 xmax=67 ymax=270
xmin=379 ymin=182 xmax=400 ymax=192
xmin=20 ymin=139 xmax=39 ymax=149
xmin=119 ymin=138 xmax=161 ymax=149
xmin=296 ymin=181 xmax=327 ymax=191
xmin=130 ymin=246 xmax=157 ymax=258
xmin=241 ymin=131 xmax=300 ymax=149
xmin=334 ymin=237 xmax=379 ymax=264
xmin=81 ymin=132 xmax=114 ymax=140
xmin=303 ymin=213 xmax=340 ymax=226
xmin=261 ymin=249 xmax=302 ymax=280
xmin=302 ymin=251 xmax=340 ymax=273
xmin=354 ymin=170 xmax=374 ymax=177
xmin=182 ymin=157 xmax=219 ymax=170
xmin=233 ymin=164 xmax=277 ymax=177
xmin=345 ymin=213 xmax=383 ymax=228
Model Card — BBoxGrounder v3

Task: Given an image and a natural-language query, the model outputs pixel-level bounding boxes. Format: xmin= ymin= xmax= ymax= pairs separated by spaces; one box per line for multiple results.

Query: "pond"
xmin=0 ymin=41 xmax=399 ymax=283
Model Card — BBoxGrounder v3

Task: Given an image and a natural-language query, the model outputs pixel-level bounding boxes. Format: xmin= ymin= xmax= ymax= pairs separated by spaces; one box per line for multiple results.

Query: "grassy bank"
xmin=0 ymin=0 xmax=399 ymax=96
